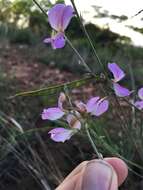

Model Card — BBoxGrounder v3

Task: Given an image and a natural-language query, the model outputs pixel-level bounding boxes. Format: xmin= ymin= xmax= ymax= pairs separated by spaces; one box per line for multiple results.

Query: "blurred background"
xmin=0 ymin=0 xmax=143 ymax=189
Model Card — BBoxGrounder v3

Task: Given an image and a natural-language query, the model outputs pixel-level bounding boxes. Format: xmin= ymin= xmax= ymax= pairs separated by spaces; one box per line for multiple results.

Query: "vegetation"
xmin=0 ymin=0 xmax=143 ymax=189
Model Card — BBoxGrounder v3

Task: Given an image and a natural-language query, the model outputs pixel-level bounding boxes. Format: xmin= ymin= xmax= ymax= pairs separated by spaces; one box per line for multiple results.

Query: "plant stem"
xmin=85 ymin=124 xmax=103 ymax=159
xmin=33 ymin=0 xmax=47 ymax=16
xmin=65 ymin=36 xmax=94 ymax=75
xmin=70 ymin=0 xmax=106 ymax=74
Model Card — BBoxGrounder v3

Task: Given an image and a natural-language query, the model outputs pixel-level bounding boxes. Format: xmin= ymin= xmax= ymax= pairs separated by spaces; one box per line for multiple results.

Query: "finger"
xmin=105 ymin=157 xmax=128 ymax=186
xmin=80 ymin=160 xmax=118 ymax=190
xmin=56 ymin=173 xmax=81 ymax=190
xmin=56 ymin=161 xmax=88 ymax=190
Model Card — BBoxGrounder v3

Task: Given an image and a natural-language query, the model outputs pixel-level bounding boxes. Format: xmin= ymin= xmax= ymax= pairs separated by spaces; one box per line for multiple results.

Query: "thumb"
xmin=80 ymin=160 xmax=118 ymax=190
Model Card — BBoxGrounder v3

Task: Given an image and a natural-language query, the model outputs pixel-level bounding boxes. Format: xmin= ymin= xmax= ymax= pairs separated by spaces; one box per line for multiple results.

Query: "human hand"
xmin=56 ymin=157 xmax=128 ymax=190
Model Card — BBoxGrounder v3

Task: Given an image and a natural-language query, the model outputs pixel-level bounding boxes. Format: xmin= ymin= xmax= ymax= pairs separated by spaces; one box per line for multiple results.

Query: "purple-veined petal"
xmin=134 ymin=100 xmax=143 ymax=110
xmin=91 ymin=99 xmax=109 ymax=116
xmin=113 ymin=83 xmax=131 ymax=97
xmin=51 ymin=33 xmax=65 ymax=49
xmin=66 ymin=114 xmax=81 ymax=129
xmin=41 ymin=107 xmax=64 ymax=120
xmin=48 ymin=127 xmax=73 ymax=142
xmin=58 ymin=92 xmax=66 ymax=110
xmin=75 ymin=100 xmax=87 ymax=112
xmin=86 ymin=97 xmax=100 ymax=113
xmin=108 ymin=63 xmax=125 ymax=82
xmin=48 ymin=4 xmax=74 ymax=32
xmin=138 ymin=87 xmax=143 ymax=100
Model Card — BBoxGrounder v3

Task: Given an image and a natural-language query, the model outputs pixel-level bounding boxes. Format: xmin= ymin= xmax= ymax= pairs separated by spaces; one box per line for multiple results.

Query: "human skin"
xmin=56 ymin=157 xmax=128 ymax=190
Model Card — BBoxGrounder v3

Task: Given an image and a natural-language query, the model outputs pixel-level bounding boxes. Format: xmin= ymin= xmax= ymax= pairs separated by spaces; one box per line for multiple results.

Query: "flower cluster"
xmin=42 ymin=93 xmax=109 ymax=142
xmin=44 ymin=4 xmax=74 ymax=49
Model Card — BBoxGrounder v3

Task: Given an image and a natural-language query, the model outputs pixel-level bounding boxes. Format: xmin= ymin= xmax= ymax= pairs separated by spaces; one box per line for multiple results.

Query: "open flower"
xmin=48 ymin=128 xmax=74 ymax=142
xmin=134 ymin=87 xmax=143 ymax=110
xmin=44 ymin=4 xmax=74 ymax=49
xmin=108 ymin=63 xmax=131 ymax=97
xmin=75 ymin=96 xmax=109 ymax=116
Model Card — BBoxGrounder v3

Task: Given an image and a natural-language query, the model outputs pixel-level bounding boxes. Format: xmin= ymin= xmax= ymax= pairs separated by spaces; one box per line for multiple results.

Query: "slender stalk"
xmin=65 ymin=36 xmax=94 ymax=75
xmin=33 ymin=0 xmax=47 ymax=16
xmin=85 ymin=124 xmax=103 ymax=159
xmin=70 ymin=0 xmax=106 ymax=74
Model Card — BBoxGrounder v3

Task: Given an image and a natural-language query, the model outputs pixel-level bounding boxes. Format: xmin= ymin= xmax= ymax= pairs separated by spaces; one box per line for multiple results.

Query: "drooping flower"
xmin=134 ymin=87 xmax=143 ymax=110
xmin=44 ymin=4 xmax=74 ymax=49
xmin=108 ymin=63 xmax=125 ymax=82
xmin=113 ymin=83 xmax=132 ymax=97
xmin=108 ymin=63 xmax=131 ymax=97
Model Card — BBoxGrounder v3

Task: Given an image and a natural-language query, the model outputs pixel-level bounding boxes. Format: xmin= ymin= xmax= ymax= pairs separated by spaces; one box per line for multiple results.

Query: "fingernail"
xmin=81 ymin=160 xmax=118 ymax=190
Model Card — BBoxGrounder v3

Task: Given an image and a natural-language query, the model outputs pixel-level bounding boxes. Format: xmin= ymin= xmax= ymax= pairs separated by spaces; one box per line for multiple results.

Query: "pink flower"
xmin=48 ymin=4 xmax=74 ymax=32
xmin=44 ymin=33 xmax=65 ymax=49
xmin=75 ymin=96 xmax=109 ymax=116
xmin=108 ymin=63 xmax=125 ymax=82
xmin=41 ymin=92 xmax=66 ymax=121
xmin=113 ymin=83 xmax=132 ymax=97
xmin=108 ymin=63 xmax=131 ymax=97
xmin=138 ymin=87 xmax=143 ymax=100
xmin=48 ymin=128 xmax=74 ymax=142
xmin=42 ymin=93 xmax=109 ymax=143
xmin=42 ymin=108 xmax=64 ymax=121
xmin=134 ymin=87 xmax=143 ymax=110
xmin=44 ymin=4 xmax=74 ymax=49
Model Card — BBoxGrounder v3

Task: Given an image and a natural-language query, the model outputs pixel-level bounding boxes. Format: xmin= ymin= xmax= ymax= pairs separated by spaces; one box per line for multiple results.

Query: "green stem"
xmin=85 ymin=124 xmax=103 ymax=159
xmin=32 ymin=0 xmax=47 ymax=16
xmin=70 ymin=0 xmax=106 ymax=74
xmin=65 ymin=36 xmax=94 ymax=75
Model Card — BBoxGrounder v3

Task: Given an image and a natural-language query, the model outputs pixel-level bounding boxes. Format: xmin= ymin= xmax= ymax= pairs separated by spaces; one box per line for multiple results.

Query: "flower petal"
xmin=108 ymin=63 xmax=125 ymax=82
xmin=48 ymin=127 xmax=73 ymax=142
xmin=61 ymin=5 xmax=74 ymax=30
xmin=48 ymin=4 xmax=73 ymax=32
xmin=138 ymin=87 xmax=143 ymax=100
xmin=113 ymin=83 xmax=131 ymax=97
xmin=91 ymin=99 xmax=109 ymax=116
xmin=67 ymin=114 xmax=81 ymax=129
xmin=134 ymin=100 xmax=143 ymax=110
xmin=58 ymin=92 xmax=66 ymax=110
xmin=86 ymin=97 xmax=100 ymax=113
xmin=51 ymin=33 xmax=65 ymax=49
xmin=41 ymin=107 xmax=64 ymax=120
